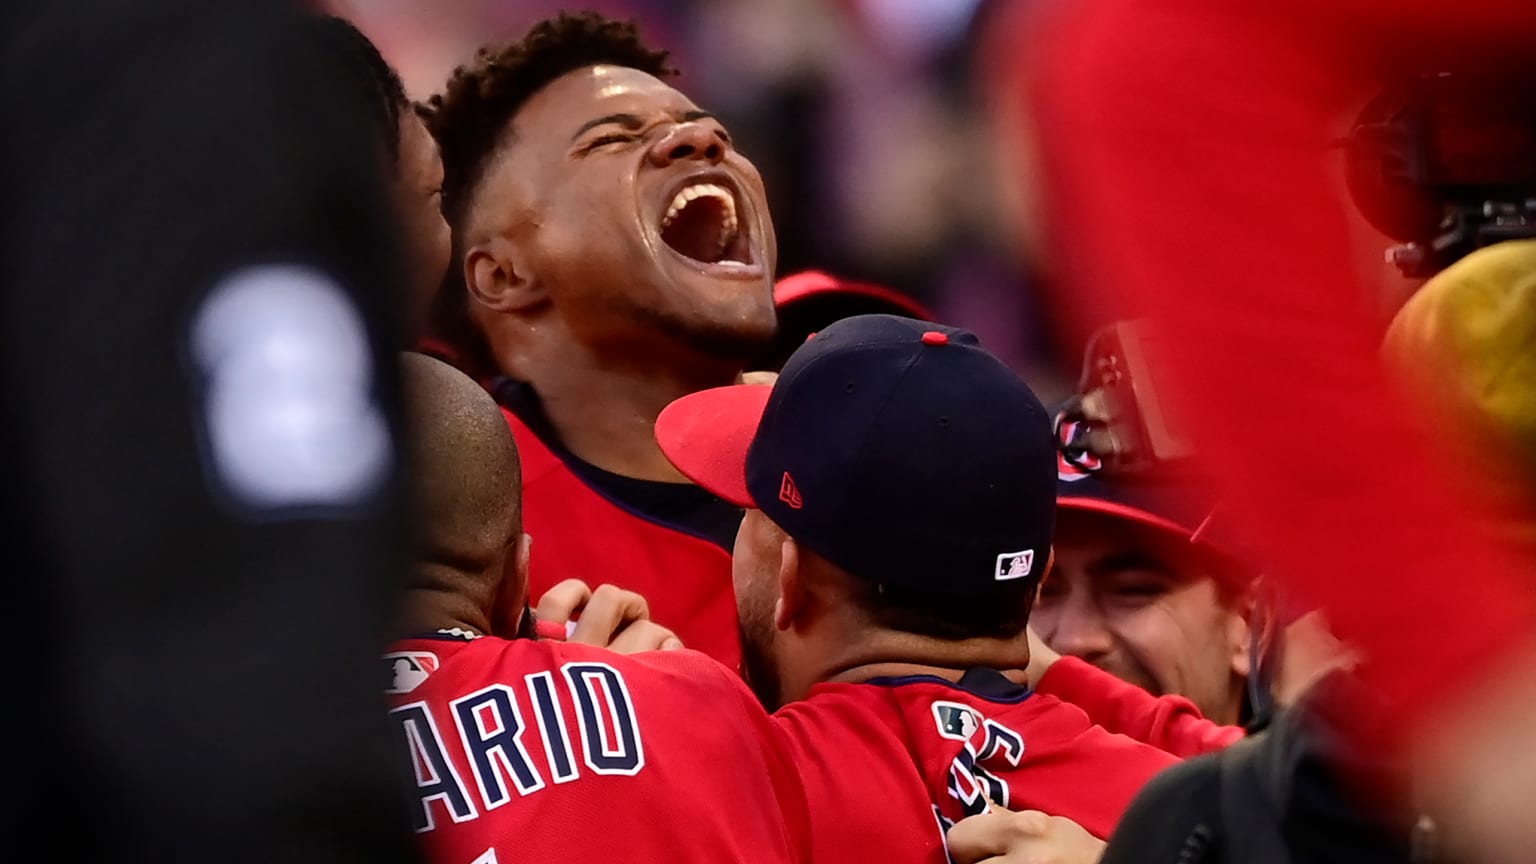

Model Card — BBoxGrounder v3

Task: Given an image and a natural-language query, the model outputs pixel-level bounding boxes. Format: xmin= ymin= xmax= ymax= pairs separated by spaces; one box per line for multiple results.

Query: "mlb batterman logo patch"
xmin=384 ymin=651 xmax=439 ymax=694
xmin=994 ymin=549 xmax=1035 ymax=581
xmin=932 ymin=701 xmax=982 ymax=741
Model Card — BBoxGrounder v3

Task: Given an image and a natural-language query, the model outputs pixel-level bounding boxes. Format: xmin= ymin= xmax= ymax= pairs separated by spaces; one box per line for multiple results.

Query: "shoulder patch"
xmin=932 ymin=700 xmax=982 ymax=741
xmin=386 ymin=651 xmax=440 ymax=694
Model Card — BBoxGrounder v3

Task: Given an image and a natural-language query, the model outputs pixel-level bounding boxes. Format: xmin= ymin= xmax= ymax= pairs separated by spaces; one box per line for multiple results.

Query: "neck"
xmin=503 ymin=331 xmax=746 ymax=481
xmin=782 ymin=630 xmax=1034 ymax=703
xmin=829 ymin=661 xmax=1034 ymax=687
xmin=397 ymin=563 xmax=499 ymax=638
xmin=1218 ymin=676 xmax=1248 ymax=727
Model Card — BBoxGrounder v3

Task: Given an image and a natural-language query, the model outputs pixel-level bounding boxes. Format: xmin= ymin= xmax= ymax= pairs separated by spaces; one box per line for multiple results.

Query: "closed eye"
xmin=583 ymin=133 xmax=636 ymax=152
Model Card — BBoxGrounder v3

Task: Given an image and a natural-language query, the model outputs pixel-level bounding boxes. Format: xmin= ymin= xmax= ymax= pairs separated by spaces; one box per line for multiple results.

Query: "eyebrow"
xmin=680 ymin=109 xmax=722 ymax=126
xmin=570 ymin=109 xmax=725 ymax=142
xmin=1090 ymin=552 xmax=1175 ymax=578
xmin=570 ymin=112 xmax=644 ymax=142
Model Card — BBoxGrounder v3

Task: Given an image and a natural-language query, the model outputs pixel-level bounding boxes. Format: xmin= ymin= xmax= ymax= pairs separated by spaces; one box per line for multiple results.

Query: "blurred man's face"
xmin=732 ymin=508 xmax=787 ymax=709
xmin=395 ymin=113 xmax=450 ymax=338
xmin=1032 ymin=510 xmax=1250 ymax=724
xmin=473 ymin=64 xmax=778 ymax=360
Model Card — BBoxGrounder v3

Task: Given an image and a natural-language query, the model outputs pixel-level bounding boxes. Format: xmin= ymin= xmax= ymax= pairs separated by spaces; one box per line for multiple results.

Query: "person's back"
xmin=392 ymin=354 xmax=807 ymax=864
xmin=774 ymin=669 xmax=1178 ymax=857
xmin=655 ymin=314 xmax=1185 ymax=862
xmin=387 ymin=634 xmax=808 ymax=864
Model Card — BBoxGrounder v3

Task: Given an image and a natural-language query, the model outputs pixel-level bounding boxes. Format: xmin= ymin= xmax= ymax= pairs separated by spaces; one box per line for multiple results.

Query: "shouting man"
xmin=423 ymin=13 xmax=776 ymax=664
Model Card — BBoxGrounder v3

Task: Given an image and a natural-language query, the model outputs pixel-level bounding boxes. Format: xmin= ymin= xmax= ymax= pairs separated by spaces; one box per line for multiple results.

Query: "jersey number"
xmin=391 ymin=662 xmax=646 ymax=832
xmin=946 ymin=716 xmax=1025 ymax=816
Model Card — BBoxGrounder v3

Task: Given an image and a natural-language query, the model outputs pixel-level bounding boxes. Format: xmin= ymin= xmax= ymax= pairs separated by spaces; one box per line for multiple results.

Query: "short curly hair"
xmin=420 ymin=11 xmax=674 ymax=373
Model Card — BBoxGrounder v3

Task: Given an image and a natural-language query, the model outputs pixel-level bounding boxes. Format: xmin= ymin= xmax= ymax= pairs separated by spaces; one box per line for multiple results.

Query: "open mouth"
xmin=659 ymin=181 xmax=754 ymax=267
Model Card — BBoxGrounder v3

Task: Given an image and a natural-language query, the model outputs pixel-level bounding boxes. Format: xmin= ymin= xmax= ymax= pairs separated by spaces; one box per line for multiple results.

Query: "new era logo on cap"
xmin=779 ymin=472 xmax=803 ymax=509
xmin=994 ymin=549 xmax=1035 ymax=582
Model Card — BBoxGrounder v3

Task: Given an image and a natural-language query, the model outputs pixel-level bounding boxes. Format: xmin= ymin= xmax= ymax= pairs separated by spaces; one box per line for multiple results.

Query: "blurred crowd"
xmin=4 ymin=1 xmax=1535 ymax=864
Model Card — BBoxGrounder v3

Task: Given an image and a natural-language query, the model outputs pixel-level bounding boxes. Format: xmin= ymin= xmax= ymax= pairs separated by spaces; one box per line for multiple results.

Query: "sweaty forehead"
xmin=512 ymin=64 xmax=697 ymax=140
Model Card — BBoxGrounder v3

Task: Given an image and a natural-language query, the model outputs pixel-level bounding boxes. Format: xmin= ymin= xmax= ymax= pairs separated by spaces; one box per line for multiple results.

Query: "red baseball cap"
xmin=774 ymin=270 xmax=936 ymax=320
xmin=653 ymin=383 xmax=771 ymax=508
xmin=751 ymin=271 xmax=937 ymax=372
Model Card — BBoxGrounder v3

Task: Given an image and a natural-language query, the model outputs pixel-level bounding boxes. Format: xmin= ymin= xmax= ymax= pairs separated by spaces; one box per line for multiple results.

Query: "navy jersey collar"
xmin=865 ymin=666 xmax=1034 ymax=704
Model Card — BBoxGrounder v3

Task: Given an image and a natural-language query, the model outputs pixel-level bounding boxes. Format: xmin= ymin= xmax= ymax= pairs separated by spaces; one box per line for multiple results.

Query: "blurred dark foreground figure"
xmin=1 ymin=1 xmax=418 ymax=861
xmin=1099 ymin=670 xmax=1419 ymax=864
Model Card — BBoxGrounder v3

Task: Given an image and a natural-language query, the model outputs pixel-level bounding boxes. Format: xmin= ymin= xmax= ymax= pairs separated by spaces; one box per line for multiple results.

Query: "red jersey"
xmin=499 ymin=407 xmax=740 ymax=668
xmin=386 ymin=635 xmax=808 ymax=864
xmin=773 ymin=668 xmax=1182 ymax=860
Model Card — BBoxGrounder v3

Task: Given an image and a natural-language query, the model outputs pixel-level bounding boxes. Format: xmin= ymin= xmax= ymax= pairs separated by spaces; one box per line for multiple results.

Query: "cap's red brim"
xmin=655 ymin=385 xmax=773 ymax=508
xmin=774 ymin=271 xmax=936 ymax=322
xmin=1056 ymin=496 xmax=1194 ymax=540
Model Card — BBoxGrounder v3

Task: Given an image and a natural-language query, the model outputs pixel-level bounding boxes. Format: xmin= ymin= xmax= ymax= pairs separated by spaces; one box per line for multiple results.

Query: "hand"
xmin=1025 ymin=627 xmax=1062 ymax=687
xmin=947 ymin=808 xmax=1105 ymax=864
xmin=1273 ymin=610 xmax=1359 ymax=706
xmin=534 ymin=579 xmax=684 ymax=654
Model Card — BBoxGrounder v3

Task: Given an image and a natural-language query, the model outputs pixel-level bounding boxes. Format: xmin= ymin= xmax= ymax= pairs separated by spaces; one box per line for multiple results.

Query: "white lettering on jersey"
xmin=392 ymin=662 xmax=647 ymax=831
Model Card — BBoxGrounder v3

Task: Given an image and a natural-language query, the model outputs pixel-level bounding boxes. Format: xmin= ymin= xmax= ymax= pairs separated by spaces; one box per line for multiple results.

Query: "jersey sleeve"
xmin=692 ymin=657 xmax=817 ymax=864
xmin=1036 ymin=657 xmax=1244 ymax=757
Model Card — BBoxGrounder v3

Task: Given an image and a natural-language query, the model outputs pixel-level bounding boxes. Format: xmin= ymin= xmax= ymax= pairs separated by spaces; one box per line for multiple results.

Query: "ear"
xmin=464 ymin=236 xmax=545 ymax=313
xmin=491 ymin=532 xmax=534 ymax=634
xmin=773 ymin=536 xmax=804 ymax=632
xmin=512 ymin=532 xmax=533 ymax=597
xmin=1228 ymin=597 xmax=1253 ymax=678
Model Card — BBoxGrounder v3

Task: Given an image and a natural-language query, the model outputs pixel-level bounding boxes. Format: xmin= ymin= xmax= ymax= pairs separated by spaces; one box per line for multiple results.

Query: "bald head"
xmin=401 ymin=353 xmax=522 ymax=572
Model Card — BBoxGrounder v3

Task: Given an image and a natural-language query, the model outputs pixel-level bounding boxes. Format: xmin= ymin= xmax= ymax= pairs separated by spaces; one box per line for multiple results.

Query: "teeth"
xmin=660 ymin=182 xmax=739 ymax=236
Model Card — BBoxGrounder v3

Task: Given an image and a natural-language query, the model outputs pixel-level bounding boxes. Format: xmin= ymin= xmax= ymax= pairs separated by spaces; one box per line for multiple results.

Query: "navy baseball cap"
xmin=657 ymin=314 xmax=1056 ymax=596
xmin=1053 ymin=407 xmax=1247 ymax=574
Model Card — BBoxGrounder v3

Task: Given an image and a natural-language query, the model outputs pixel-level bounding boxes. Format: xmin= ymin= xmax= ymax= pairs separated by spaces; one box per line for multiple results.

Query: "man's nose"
xmin=1039 ymin=595 xmax=1115 ymax=663
xmin=647 ymin=121 xmax=727 ymax=167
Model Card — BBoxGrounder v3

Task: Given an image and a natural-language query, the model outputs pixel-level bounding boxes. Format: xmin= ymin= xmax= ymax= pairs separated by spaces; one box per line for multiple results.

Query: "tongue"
xmin=661 ymin=197 xmax=728 ymax=263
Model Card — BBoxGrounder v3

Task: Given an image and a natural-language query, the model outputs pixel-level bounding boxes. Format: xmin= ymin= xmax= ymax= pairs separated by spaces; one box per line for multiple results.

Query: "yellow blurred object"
xmin=1383 ymin=239 xmax=1536 ymax=549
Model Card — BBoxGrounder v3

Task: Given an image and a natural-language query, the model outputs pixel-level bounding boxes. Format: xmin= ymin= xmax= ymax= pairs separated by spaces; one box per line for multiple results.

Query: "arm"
xmin=1029 ymin=632 xmax=1242 ymax=757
